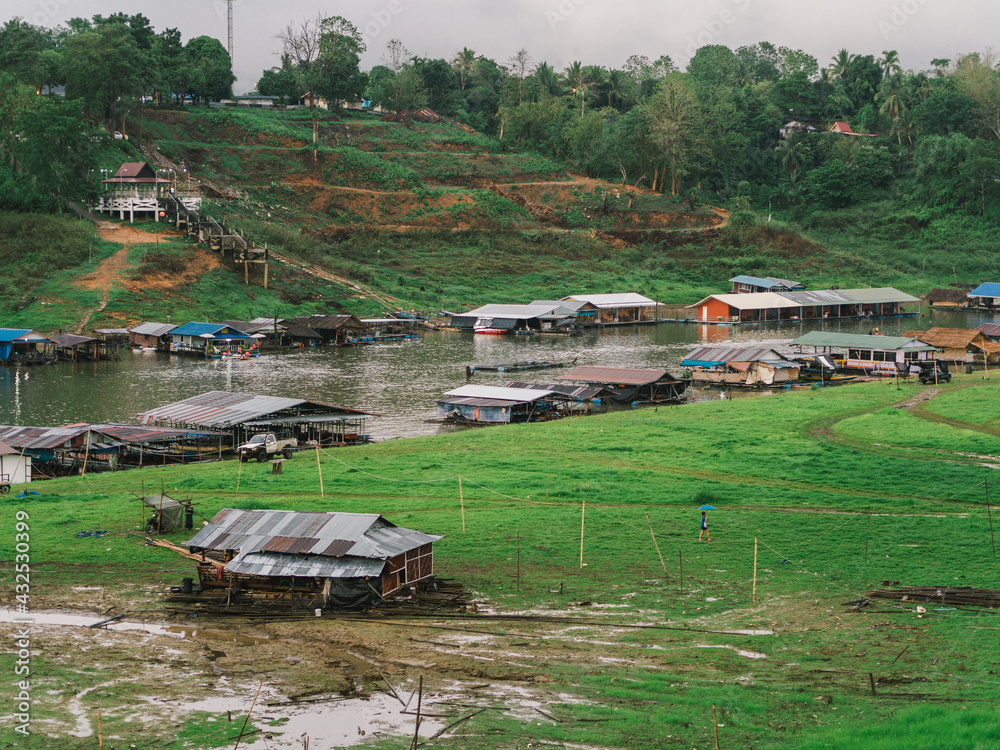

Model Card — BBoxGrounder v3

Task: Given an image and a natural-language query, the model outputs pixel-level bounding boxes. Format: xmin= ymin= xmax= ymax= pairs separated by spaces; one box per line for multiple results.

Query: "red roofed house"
xmin=97 ymin=162 xmax=201 ymax=222
xmin=828 ymin=122 xmax=876 ymax=138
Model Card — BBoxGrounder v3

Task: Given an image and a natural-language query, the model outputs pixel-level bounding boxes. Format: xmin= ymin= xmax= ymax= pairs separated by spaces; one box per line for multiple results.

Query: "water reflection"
xmin=1 ymin=308 xmax=996 ymax=440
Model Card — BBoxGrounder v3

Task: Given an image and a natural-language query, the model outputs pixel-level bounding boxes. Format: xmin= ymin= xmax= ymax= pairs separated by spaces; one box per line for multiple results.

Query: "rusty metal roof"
xmin=0 ymin=425 xmax=119 ymax=451
xmin=226 ymin=551 xmax=385 ymax=578
xmin=682 ymin=347 xmax=795 ymax=366
xmin=184 ymin=509 xmax=440 ymax=570
xmin=557 ymin=366 xmax=674 ymax=386
xmin=68 ymin=423 xmax=228 ymax=443
xmin=137 ymin=391 xmax=372 ymax=429
xmin=287 ymin=315 xmax=367 ymax=331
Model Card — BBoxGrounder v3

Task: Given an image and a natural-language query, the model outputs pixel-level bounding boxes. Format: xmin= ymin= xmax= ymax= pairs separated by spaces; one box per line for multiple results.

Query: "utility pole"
xmin=227 ymin=0 xmax=234 ymax=62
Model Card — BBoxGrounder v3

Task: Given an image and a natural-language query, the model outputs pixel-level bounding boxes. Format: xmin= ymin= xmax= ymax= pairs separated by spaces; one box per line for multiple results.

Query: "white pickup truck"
xmin=236 ymin=433 xmax=297 ymax=462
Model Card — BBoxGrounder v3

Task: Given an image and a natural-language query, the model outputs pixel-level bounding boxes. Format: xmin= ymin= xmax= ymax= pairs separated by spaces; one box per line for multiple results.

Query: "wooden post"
xmin=459 ymin=475 xmax=466 ymax=533
xmin=236 ymin=454 xmax=243 ymax=493
xmin=516 ymin=533 xmax=520 ymax=592
xmin=712 ymin=704 xmax=720 ymax=750
xmin=316 ymin=445 xmax=324 ymax=497
xmin=987 ymin=476 xmax=996 ymax=558
xmin=679 ymin=550 xmax=683 ymax=593
xmin=263 ymin=257 xmax=269 ymax=290
xmin=646 ymin=513 xmax=668 ymax=575
xmin=234 ymin=681 xmax=264 ymax=750
xmin=411 ymin=675 xmax=423 ymax=750
xmin=752 ymin=537 xmax=758 ymax=606
xmin=81 ymin=427 xmax=92 ymax=477
xmin=865 ymin=496 xmax=872 ymax=564
xmin=579 ymin=498 xmax=586 ymax=569
xmin=98 ymin=709 xmax=103 ymax=750
xmin=869 ymin=672 xmax=877 ymax=696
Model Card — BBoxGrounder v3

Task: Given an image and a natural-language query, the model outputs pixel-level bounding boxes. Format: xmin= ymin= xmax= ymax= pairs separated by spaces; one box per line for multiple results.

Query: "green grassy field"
xmin=3 ymin=374 xmax=1000 ymax=748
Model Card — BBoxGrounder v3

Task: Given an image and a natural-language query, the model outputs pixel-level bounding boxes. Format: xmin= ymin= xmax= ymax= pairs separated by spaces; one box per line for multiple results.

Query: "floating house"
xmin=0 ymin=440 xmax=30 ymax=485
xmin=128 ymin=322 xmax=177 ymax=350
xmin=531 ymin=299 xmax=598 ymax=326
xmin=791 ymin=331 xmax=938 ymax=376
xmin=976 ymin=323 xmax=1000 ymax=341
xmin=284 ymin=315 xmax=368 ymax=345
xmin=729 ymin=275 xmax=806 ymax=294
xmin=437 ymin=384 xmax=573 ymax=423
xmin=681 ymin=347 xmax=801 ymax=386
xmin=49 ymin=333 xmax=118 ymax=362
xmin=0 ymin=329 xmax=54 ymax=364
xmin=556 ymin=366 xmax=689 ymax=402
xmin=168 ymin=322 xmax=255 ymax=356
xmin=923 ymin=289 xmax=970 ymax=309
xmin=560 ymin=293 xmax=660 ymax=325
xmin=74 ymin=423 xmax=230 ymax=466
xmin=0 ymin=425 xmax=120 ymax=475
xmin=968 ymin=283 xmax=1000 ymax=308
xmin=688 ymin=288 xmax=919 ymax=324
xmin=137 ymin=390 xmax=374 ymax=447
xmin=184 ymin=508 xmax=441 ymax=609
xmin=902 ymin=328 xmax=1000 ymax=366
xmin=449 ymin=304 xmax=576 ymax=334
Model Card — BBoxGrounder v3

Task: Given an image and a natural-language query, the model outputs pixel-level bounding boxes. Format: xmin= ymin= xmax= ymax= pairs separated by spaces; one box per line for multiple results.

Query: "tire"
xmin=0 ymin=484 xmax=9 ymax=495
xmin=282 ymin=446 xmax=293 ymax=459
xmin=256 ymin=449 xmax=267 ymax=463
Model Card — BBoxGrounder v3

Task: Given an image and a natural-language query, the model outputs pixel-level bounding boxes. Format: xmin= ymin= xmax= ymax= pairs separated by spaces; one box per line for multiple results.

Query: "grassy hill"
xmin=3 ymin=105 xmax=1000 ymax=331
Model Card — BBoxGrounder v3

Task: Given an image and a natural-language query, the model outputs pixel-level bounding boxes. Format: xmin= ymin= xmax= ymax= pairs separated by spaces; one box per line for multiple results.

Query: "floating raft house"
xmin=556 ymin=366 xmax=689 ymax=402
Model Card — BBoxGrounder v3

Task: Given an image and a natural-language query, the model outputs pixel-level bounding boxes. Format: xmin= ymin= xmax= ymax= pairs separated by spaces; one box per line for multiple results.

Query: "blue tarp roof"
xmin=969 ymin=283 xmax=1000 ymax=298
xmin=170 ymin=322 xmax=251 ymax=339
xmin=0 ymin=329 xmax=50 ymax=343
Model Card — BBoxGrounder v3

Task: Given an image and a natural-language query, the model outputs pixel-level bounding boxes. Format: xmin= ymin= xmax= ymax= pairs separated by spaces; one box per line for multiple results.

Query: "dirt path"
xmin=74 ymin=224 xmax=179 ymax=333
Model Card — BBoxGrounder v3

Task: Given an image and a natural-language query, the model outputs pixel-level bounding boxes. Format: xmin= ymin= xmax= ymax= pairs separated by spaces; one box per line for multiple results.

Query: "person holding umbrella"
xmin=699 ymin=505 xmax=714 ymax=541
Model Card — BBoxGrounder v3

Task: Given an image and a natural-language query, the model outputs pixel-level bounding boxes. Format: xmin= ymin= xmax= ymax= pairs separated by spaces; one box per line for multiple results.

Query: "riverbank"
xmin=3 ymin=372 xmax=1000 ymax=748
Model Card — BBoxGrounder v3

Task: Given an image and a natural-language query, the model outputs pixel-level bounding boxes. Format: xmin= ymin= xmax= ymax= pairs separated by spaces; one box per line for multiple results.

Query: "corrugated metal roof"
xmin=0 ymin=425 xmax=120 ymax=451
xmin=682 ymin=347 xmax=794 ymax=366
xmin=977 ymin=323 xmax=1000 ymax=338
xmin=137 ymin=391 xmax=371 ymax=428
xmin=443 ymin=384 xmax=555 ymax=401
xmin=49 ymin=334 xmax=96 ymax=347
xmin=557 ymin=366 xmax=673 ymax=386
xmin=438 ymin=396 xmax=527 ymax=407
xmin=129 ymin=322 xmax=177 ymax=337
xmin=461 ymin=304 xmax=575 ymax=320
xmin=970 ymin=283 xmax=1000 ymax=298
xmin=64 ymin=423 xmax=227 ymax=442
xmin=778 ymin=289 xmax=851 ymax=305
xmin=834 ymin=288 xmax=921 ymax=304
xmin=503 ymin=382 xmax=603 ymax=399
xmin=226 ymin=551 xmax=385 ymax=578
xmin=287 ymin=315 xmax=366 ymax=330
xmin=729 ymin=275 xmax=804 ymax=290
xmin=792 ymin=331 xmax=937 ymax=350
xmin=687 ymin=293 xmax=800 ymax=310
xmin=562 ymin=293 xmax=657 ymax=308
xmin=185 ymin=509 xmax=440 ymax=566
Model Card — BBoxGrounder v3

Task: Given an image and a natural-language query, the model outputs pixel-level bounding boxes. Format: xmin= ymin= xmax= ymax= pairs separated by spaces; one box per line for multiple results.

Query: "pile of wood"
xmin=376 ymin=578 xmax=475 ymax=614
xmin=866 ymin=585 xmax=1000 ymax=608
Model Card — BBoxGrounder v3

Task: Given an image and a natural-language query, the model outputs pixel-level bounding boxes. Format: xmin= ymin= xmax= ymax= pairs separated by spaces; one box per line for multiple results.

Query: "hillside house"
xmin=184 ymin=508 xmax=441 ymax=609
xmin=902 ymin=328 xmax=1000 ymax=365
xmin=729 ymin=275 xmax=806 ymax=294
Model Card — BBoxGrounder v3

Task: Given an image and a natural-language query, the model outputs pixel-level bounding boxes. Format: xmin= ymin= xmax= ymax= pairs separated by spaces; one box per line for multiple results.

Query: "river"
xmin=1 ymin=308 xmax=994 ymax=440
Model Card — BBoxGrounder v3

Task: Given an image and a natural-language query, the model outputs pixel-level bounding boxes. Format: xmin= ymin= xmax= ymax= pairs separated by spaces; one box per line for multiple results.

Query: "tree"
xmin=953 ymin=52 xmax=1000 ymax=141
xmin=277 ymin=16 xmax=324 ymax=157
xmin=643 ymin=76 xmax=705 ymax=194
xmin=531 ymin=62 xmax=562 ymax=97
xmin=0 ymin=19 xmax=50 ymax=87
xmin=564 ymin=61 xmax=594 ymax=115
xmin=508 ymin=48 xmax=533 ymax=104
xmin=62 ymin=23 xmax=146 ymax=128
xmin=829 ymin=49 xmax=855 ymax=79
xmin=687 ymin=45 xmax=739 ymax=90
xmin=412 ymin=57 xmax=458 ymax=114
xmin=778 ymin=135 xmax=810 ymax=176
xmin=451 ymin=47 xmax=475 ymax=91
xmin=878 ymin=73 xmax=906 ymax=140
xmin=182 ymin=36 xmax=234 ymax=103
xmin=257 ymin=54 xmax=301 ymax=105
xmin=879 ymin=50 xmax=902 ymax=78
xmin=315 ymin=16 xmax=365 ymax=107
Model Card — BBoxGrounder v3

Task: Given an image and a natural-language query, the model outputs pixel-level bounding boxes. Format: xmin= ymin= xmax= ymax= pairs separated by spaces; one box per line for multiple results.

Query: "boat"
xmin=792 ymin=354 xmax=857 ymax=384
xmin=466 ymin=360 xmax=575 ymax=375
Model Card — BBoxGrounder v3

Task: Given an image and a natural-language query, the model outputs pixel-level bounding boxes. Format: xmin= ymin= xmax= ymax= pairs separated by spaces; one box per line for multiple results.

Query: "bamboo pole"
xmin=234 ymin=680 xmax=264 ymax=750
xmin=752 ymin=537 xmax=758 ymax=606
xmin=98 ymin=709 xmax=103 ymax=750
xmin=646 ymin=513 xmax=668 ymax=575
xmin=316 ymin=445 xmax=324 ymax=497
xmin=459 ymin=475 xmax=466 ymax=533
xmin=81 ymin=427 xmax=92 ymax=477
xmin=236 ymin=453 xmax=243 ymax=493
xmin=410 ymin=675 xmax=423 ymax=750
xmin=516 ymin=533 xmax=520 ymax=592
xmin=865 ymin=496 xmax=872 ymax=564
xmin=579 ymin=498 xmax=586 ymax=569
xmin=712 ymin=704 xmax=720 ymax=750
xmin=679 ymin=550 xmax=683 ymax=593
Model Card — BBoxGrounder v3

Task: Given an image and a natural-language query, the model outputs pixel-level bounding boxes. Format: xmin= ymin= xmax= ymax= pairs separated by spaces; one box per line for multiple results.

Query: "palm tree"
xmin=533 ymin=61 xmax=562 ymax=97
xmin=601 ymin=69 xmax=633 ymax=109
xmin=564 ymin=61 xmax=594 ymax=115
xmin=879 ymin=50 xmax=902 ymax=78
xmin=893 ymin=109 xmax=920 ymax=145
xmin=878 ymin=73 xmax=906 ymax=140
xmin=779 ymin=137 xmax=810 ymax=176
xmin=451 ymin=47 xmax=476 ymax=91
xmin=829 ymin=49 xmax=854 ymax=79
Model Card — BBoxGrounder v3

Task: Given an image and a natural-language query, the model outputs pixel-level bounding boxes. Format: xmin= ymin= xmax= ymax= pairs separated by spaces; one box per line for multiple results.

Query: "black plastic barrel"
xmin=182 ymin=577 xmax=194 ymax=594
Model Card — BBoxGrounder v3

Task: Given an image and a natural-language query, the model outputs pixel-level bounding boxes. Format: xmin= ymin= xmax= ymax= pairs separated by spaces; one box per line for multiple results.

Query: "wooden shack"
xmin=184 ymin=509 xmax=441 ymax=609
xmin=0 ymin=440 xmax=30 ymax=486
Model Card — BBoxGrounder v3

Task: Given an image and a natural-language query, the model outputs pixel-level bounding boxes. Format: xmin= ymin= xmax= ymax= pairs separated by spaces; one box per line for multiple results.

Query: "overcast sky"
xmin=6 ymin=0 xmax=999 ymax=92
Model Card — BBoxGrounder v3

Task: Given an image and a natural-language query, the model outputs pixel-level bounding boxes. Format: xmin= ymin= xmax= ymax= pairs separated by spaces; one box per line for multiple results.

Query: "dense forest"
xmin=2 ymin=12 xmax=999 ymax=226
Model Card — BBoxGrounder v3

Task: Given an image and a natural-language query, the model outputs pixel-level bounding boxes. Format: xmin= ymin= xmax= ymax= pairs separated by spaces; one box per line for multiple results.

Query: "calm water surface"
xmin=1 ymin=309 xmax=993 ymax=440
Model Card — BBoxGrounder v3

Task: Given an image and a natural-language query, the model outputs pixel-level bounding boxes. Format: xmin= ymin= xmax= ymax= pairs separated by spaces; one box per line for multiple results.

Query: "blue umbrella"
xmin=699 ymin=505 xmax=716 ymax=510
